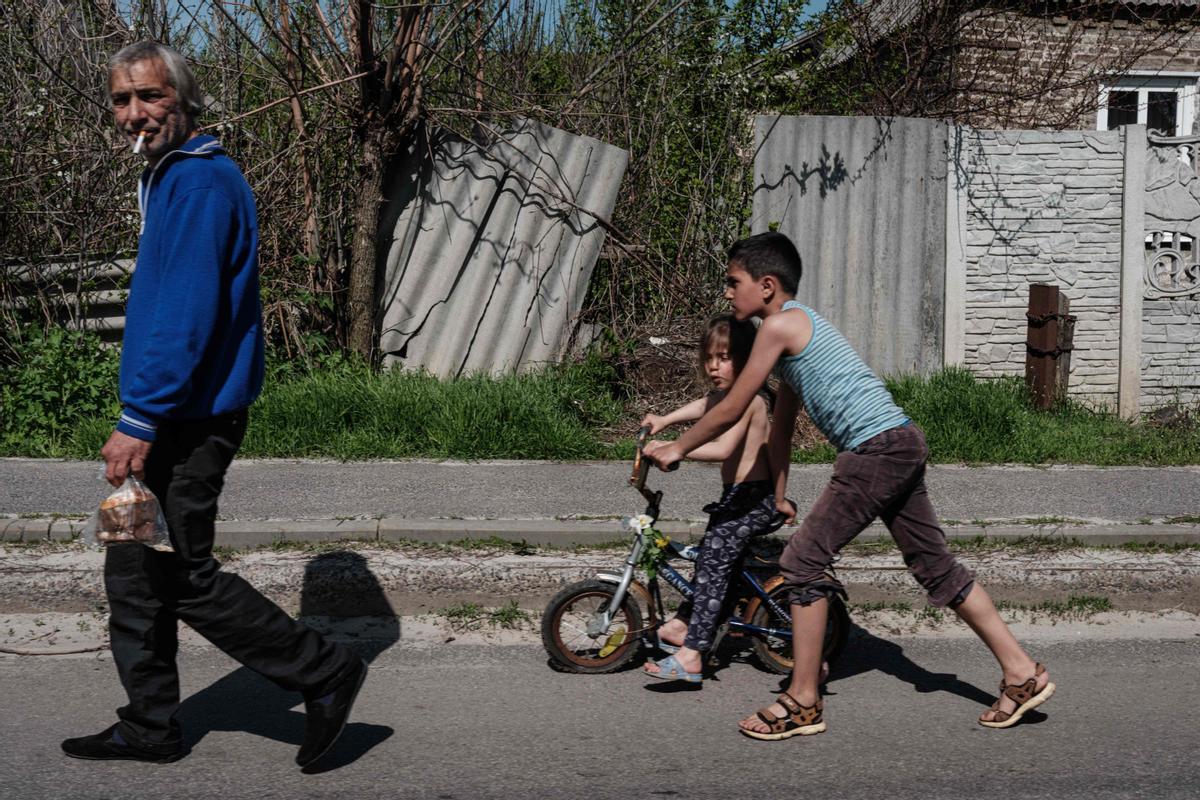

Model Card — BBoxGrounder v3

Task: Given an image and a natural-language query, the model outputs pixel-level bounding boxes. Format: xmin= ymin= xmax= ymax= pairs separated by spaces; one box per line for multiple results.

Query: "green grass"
xmin=239 ymin=356 xmax=624 ymax=460
xmin=628 ymin=367 xmax=1200 ymax=465
xmin=885 ymin=367 xmax=1200 ymax=465
xmin=5 ymin=347 xmax=1198 ymax=465
xmin=33 ymin=354 xmax=626 ymax=461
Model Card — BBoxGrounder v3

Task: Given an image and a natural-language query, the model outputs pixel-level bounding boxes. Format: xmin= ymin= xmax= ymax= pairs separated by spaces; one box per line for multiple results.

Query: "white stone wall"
xmin=1142 ymin=298 xmax=1200 ymax=410
xmin=961 ymin=129 xmax=1126 ymax=409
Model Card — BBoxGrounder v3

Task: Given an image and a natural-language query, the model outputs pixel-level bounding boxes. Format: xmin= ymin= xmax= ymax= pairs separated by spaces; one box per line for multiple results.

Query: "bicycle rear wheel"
xmin=541 ymin=580 xmax=645 ymax=674
xmin=750 ymin=582 xmax=850 ymax=675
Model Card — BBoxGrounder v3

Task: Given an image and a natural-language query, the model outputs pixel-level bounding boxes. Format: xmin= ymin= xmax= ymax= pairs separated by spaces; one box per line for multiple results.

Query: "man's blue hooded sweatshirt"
xmin=116 ymin=134 xmax=264 ymax=442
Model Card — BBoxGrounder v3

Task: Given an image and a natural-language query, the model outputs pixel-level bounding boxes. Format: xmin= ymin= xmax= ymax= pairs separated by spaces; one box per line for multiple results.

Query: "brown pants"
xmin=779 ymin=424 xmax=974 ymax=608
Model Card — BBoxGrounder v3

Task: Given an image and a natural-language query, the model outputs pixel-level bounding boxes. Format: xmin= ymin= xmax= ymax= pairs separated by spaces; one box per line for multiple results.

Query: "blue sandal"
xmin=657 ymin=640 xmax=680 ymax=655
xmin=644 ymin=654 xmax=703 ymax=683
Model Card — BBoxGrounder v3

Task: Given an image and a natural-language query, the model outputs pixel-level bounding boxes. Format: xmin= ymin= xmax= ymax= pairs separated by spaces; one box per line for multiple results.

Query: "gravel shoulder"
xmin=3 ymin=606 xmax=1197 ymax=659
xmin=2 ymin=540 xmax=1198 ymax=615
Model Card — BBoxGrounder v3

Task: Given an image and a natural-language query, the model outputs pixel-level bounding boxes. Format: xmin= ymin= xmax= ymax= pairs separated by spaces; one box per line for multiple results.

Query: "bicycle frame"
xmin=585 ymin=427 xmax=660 ymax=637
xmin=587 ymin=427 xmax=793 ymax=644
xmin=655 ymin=547 xmax=794 ymax=642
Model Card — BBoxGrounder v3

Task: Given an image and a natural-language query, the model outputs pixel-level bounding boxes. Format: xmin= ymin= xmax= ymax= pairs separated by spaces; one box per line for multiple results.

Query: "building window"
xmin=1097 ymin=74 xmax=1198 ymax=136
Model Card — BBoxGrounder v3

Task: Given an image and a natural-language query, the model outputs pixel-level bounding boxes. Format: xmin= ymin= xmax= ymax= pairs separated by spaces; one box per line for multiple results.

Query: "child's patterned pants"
xmin=678 ymin=480 xmax=776 ymax=652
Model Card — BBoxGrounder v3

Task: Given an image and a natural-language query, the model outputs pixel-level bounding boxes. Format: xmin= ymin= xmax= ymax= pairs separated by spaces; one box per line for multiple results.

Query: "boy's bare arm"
xmin=640 ymin=396 xmax=710 ymax=434
xmin=686 ymin=398 xmax=756 ymax=462
xmin=770 ymin=383 xmax=800 ymax=521
xmin=645 ymin=319 xmax=791 ymax=468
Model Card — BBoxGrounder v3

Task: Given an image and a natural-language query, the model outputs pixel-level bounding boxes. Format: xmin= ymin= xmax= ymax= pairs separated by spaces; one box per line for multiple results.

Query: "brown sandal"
xmin=979 ymin=662 xmax=1056 ymax=729
xmin=739 ymin=692 xmax=826 ymax=741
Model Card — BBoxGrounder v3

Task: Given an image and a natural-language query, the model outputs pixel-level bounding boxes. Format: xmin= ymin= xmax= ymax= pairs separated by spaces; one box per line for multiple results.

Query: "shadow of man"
xmin=176 ymin=550 xmax=400 ymax=770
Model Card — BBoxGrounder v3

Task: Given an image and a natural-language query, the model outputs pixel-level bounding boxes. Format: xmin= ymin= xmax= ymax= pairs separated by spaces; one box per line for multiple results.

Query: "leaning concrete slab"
xmin=378 ymin=119 xmax=629 ymax=378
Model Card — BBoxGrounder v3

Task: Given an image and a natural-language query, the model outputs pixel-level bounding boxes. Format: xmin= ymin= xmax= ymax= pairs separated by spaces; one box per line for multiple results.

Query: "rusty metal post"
xmin=1026 ymin=284 xmax=1059 ymax=409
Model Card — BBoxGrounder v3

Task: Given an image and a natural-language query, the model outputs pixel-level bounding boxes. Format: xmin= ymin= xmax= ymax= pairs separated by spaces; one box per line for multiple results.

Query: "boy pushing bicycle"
xmin=644 ymin=232 xmax=1055 ymax=740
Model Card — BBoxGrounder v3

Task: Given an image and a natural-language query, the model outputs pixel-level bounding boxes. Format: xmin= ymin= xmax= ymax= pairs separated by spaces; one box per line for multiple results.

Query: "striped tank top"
xmin=776 ymin=301 xmax=909 ymax=451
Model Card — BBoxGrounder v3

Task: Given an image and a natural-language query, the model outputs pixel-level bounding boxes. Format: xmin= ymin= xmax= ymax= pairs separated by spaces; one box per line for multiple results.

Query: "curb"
xmin=3 ymin=516 xmax=1198 ymax=547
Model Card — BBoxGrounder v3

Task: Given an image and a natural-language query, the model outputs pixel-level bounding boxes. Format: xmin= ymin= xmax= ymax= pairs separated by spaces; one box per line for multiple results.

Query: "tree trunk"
xmin=345 ymin=128 xmax=385 ymax=361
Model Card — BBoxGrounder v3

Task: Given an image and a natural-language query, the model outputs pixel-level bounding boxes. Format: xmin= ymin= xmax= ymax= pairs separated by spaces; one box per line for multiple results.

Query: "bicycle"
xmin=541 ymin=427 xmax=850 ymax=675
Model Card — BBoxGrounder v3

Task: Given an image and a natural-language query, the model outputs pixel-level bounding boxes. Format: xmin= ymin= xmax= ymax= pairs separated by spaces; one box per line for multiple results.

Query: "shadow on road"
xmin=176 ymin=551 xmax=400 ymax=769
xmin=824 ymin=622 xmax=995 ymax=705
xmin=822 ymin=622 xmax=1049 ymax=725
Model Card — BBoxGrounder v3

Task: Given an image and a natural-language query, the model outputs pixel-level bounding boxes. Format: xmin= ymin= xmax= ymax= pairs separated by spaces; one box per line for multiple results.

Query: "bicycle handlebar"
xmin=630 ymin=425 xmax=677 ymax=513
xmin=630 ymin=426 xmax=649 ymax=490
xmin=632 ymin=427 xmax=793 ymax=531
xmin=631 ymin=425 xmax=678 ymax=485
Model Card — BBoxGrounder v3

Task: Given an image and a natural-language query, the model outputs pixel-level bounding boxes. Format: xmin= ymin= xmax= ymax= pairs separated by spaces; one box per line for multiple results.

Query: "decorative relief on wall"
xmin=1145 ymin=133 xmax=1200 ymax=299
xmin=1144 ymin=136 xmax=1200 ymax=226
xmin=1145 ymin=231 xmax=1200 ymax=298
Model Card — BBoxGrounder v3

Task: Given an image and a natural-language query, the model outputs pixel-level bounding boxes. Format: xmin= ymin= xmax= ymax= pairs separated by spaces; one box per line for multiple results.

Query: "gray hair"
xmin=108 ymin=41 xmax=203 ymax=121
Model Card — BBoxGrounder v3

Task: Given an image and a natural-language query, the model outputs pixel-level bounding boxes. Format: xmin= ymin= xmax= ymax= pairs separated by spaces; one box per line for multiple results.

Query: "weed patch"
xmin=850 ymin=601 xmax=913 ymax=614
xmin=1117 ymin=541 xmax=1200 ymax=553
xmin=488 ymin=599 xmax=533 ymax=629
xmin=440 ymin=599 xmax=532 ymax=630
xmin=0 ymin=327 xmax=120 ymax=456
xmin=996 ymin=595 xmax=1113 ymax=620
xmin=842 ymin=535 xmax=1090 ymax=557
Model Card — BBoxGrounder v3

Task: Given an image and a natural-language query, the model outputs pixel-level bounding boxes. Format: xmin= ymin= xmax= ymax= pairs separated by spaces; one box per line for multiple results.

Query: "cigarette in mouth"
xmin=132 ymin=132 xmax=146 ymax=154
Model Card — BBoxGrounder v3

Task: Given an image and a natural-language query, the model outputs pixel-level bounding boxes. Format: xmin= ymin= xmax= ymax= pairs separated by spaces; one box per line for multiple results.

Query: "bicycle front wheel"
xmin=541 ymin=580 xmax=645 ymax=674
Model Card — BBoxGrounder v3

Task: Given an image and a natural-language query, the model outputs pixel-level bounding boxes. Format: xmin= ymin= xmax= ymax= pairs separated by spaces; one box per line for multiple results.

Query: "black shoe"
xmin=296 ymin=659 xmax=368 ymax=768
xmin=61 ymin=724 xmax=184 ymax=763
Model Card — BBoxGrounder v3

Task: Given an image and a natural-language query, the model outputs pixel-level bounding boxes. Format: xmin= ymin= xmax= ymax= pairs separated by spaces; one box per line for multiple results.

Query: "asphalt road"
xmin=3 ymin=458 xmax=1198 ymax=522
xmin=3 ymin=632 xmax=1198 ymax=799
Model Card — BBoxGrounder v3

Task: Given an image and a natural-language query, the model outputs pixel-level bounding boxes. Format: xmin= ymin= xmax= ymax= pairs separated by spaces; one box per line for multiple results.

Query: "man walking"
xmin=62 ymin=41 xmax=366 ymax=768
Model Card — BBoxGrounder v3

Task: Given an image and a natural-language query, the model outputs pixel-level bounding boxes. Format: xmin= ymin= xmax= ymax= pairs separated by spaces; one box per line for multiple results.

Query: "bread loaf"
xmin=97 ymin=482 xmax=161 ymax=544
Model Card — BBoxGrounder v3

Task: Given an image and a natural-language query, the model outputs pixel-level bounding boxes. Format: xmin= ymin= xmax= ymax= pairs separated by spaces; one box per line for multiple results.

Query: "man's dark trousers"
xmin=104 ymin=410 xmax=358 ymax=752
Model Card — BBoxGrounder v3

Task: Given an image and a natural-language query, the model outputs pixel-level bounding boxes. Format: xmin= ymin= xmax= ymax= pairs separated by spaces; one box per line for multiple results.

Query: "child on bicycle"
xmin=641 ymin=314 xmax=775 ymax=684
xmin=645 ymin=232 xmax=1055 ymax=735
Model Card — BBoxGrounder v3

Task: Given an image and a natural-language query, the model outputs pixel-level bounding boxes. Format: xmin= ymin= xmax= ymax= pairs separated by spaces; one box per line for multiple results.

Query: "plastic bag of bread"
xmin=82 ymin=477 xmax=173 ymax=552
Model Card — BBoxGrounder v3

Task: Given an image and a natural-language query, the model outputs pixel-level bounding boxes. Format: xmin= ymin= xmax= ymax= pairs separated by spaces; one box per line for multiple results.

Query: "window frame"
xmin=1096 ymin=72 xmax=1199 ymax=136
